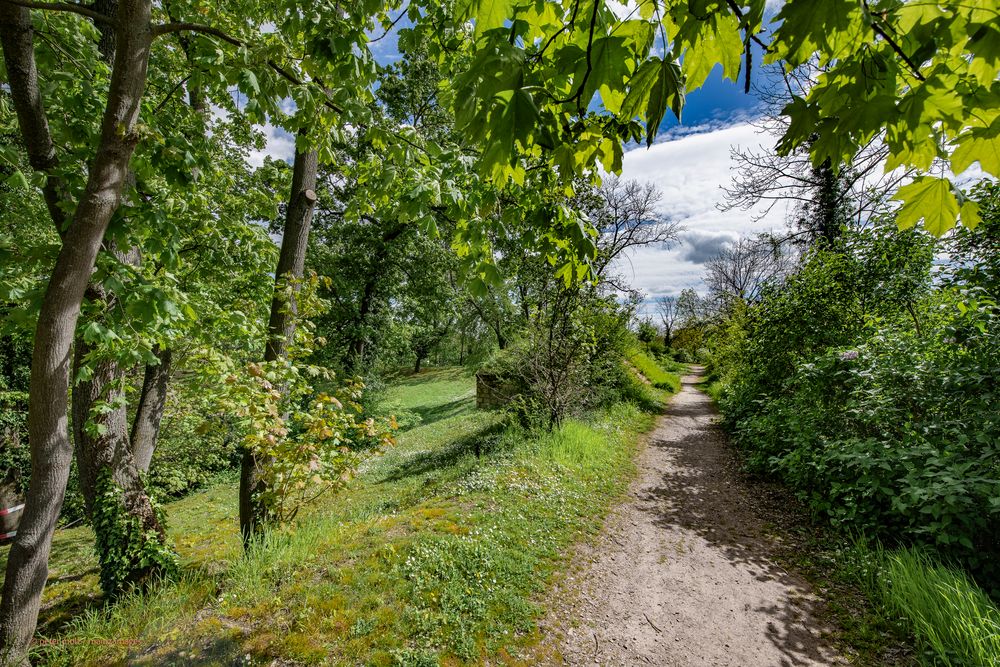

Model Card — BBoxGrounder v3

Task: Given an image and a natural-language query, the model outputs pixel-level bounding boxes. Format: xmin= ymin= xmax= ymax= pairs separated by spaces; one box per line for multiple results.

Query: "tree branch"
xmin=862 ymin=0 xmax=925 ymax=81
xmin=724 ymin=0 xmax=769 ymax=52
xmin=370 ymin=5 xmax=408 ymax=42
xmin=152 ymin=21 xmax=239 ymax=45
xmin=2 ymin=0 xmax=113 ymax=25
xmin=0 ymin=2 xmax=70 ymax=232
xmin=151 ymin=22 xmax=345 ymax=113
xmin=554 ymin=0 xmax=600 ymax=109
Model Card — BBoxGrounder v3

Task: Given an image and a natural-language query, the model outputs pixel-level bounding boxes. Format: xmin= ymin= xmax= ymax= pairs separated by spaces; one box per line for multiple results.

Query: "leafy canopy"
xmin=767 ymin=0 xmax=1000 ymax=236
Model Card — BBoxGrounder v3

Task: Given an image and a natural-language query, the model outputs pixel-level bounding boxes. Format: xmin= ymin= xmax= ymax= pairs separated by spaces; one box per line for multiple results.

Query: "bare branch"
xmin=705 ymin=235 xmax=792 ymax=304
xmin=592 ymin=176 xmax=683 ymax=277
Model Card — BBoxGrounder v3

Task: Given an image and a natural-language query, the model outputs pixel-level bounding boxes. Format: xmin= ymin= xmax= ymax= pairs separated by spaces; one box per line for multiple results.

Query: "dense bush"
xmin=730 ymin=298 xmax=999 ymax=578
xmin=708 ymin=219 xmax=1000 ymax=588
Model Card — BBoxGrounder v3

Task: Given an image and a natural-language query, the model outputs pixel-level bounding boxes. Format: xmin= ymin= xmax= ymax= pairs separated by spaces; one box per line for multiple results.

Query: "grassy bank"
xmin=626 ymin=348 xmax=683 ymax=392
xmin=837 ymin=541 xmax=1000 ymax=667
xmin=13 ymin=367 xmax=674 ymax=665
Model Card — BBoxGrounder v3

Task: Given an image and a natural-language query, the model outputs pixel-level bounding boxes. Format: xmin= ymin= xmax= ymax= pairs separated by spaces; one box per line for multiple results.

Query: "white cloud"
xmin=247 ymin=123 xmax=296 ymax=168
xmin=612 ymin=122 xmax=793 ymax=315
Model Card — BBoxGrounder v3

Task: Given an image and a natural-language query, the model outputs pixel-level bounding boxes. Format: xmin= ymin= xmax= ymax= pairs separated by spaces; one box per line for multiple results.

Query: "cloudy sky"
xmin=617 ymin=121 xmax=791 ymax=315
xmin=252 ymin=22 xmax=793 ymax=314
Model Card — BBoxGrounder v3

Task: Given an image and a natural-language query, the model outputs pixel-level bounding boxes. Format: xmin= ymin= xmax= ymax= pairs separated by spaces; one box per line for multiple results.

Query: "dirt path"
xmin=535 ymin=368 xmax=847 ymax=666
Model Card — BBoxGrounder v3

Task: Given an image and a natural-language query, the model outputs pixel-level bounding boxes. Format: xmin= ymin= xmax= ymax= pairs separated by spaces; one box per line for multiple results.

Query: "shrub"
xmin=478 ymin=289 xmax=640 ymax=428
xmin=707 ymin=222 xmax=1000 ymax=586
xmin=724 ymin=291 xmax=1000 ymax=584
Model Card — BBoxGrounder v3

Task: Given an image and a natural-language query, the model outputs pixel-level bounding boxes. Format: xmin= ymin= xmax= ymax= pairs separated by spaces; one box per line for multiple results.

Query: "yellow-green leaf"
xmin=951 ymin=127 xmax=1000 ymax=178
xmin=893 ymin=176 xmax=959 ymax=236
xmin=960 ymin=199 xmax=982 ymax=230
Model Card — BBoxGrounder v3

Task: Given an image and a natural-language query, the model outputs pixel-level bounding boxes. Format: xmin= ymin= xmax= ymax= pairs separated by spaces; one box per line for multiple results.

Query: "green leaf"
xmin=5 ymin=170 xmax=28 ymax=190
xmin=767 ymin=0 xmax=863 ymax=67
xmin=240 ymin=69 xmax=260 ymax=96
xmin=575 ymin=36 xmax=631 ymax=111
xmin=960 ymin=199 xmax=982 ymax=230
xmin=474 ymin=0 xmax=514 ymax=37
xmin=619 ymin=57 xmax=662 ymax=121
xmin=644 ymin=58 xmax=682 ymax=146
xmin=951 ymin=125 xmax=1000 ymax=178
xmin=680 ymin=12 xmax=742 ymax=89
xmin=893 ymin=176 xmax=959 ymax=236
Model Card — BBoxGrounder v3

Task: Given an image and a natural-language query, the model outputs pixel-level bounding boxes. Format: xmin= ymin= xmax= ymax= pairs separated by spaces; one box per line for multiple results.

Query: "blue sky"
xmin=253 ymin=25 xmax=789 ymax=311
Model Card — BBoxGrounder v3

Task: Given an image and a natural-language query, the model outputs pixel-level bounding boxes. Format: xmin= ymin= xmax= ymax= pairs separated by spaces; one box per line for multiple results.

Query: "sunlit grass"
xmin=626 ymin=348 xmax=682 ymax=392
xmin=26 ymin=367 xmax=661 ymax=665
xmin=882 ymin=549 xmax=1000 ymax=667
xmin=837 ymin=538 xmax=1000 ymax=667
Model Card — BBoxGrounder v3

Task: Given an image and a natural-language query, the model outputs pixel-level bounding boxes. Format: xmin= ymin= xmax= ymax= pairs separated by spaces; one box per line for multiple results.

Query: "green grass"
xmin=703 ymin=379 xmax=725 ymax=404
xmin=626 ymin=348 xmax=682 ymax=393
xmin=836 ymin=539 xmax=1000 ymax=667
xmin=881 ymin=549 xmax=1000 ymax=666
xmin=17 ymin=367 xmax=663 ymax=666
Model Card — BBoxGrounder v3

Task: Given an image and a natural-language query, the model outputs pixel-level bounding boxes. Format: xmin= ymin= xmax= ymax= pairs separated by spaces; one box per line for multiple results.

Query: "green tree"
xmin=766 ymin=0 xmax=999 ymax=235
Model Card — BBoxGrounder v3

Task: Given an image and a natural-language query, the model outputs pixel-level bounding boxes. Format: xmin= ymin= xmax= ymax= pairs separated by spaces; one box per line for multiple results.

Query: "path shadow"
xmin=639 ymin=371 xmax=841 ymax=666
xmin=126 ymin=630 xmax=245 ymax=666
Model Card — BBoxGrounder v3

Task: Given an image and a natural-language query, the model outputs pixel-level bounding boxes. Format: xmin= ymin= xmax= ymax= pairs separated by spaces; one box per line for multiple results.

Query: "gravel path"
xmin=534 ymin=368 xmax=847 ymax=666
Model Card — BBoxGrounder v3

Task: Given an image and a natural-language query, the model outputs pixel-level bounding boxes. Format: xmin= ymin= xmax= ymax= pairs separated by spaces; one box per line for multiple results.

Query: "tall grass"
xmin=842 ymin=539 xmax=1000 ymax=667
xmin=882 ymin=549 xmax=1000 ymax=666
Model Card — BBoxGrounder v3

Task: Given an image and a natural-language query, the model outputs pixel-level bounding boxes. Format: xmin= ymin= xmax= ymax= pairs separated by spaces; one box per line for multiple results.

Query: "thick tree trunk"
xmin=240 ymin=147 xmax=318 ymax=548
xmin=130 ymin=346 xmax=172 ymax=473
xmin=71 ymin=339 xmax=167 ymax=527
xmin=71 ymin=340 xmax=169 ymax=595
xmin=414 ymin=355 xmax=423 ymax=373
xmin=71 ymin=340 xmax=130 ymax=514
xmin=0 ymin=1 xmax=153 ymax=660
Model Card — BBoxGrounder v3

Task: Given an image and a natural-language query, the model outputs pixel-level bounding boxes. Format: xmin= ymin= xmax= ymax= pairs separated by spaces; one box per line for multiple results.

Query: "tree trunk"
xmin=0 ymin=5 xmax=67 ymax=232
xmin=348 ymin=277 xmax=378 ymax=371
xmin=71 ymin=339 xmax=130 ymax=515
xmin=814 ymin=158 xmax=843 ymax=248
xmin=0 ymin=1 xmax=154 ymax=660
xmin=68 ymin=0 xmax=173 ymax=599
xmin=414 ymin=355 xmax=423 ymax=373
xmin=130 ymin=346 xmax=172 ymax=473
xmin=71 ymin=339 xmax=170 ymax=597
xmin=240 ymin=146 xmax=318 ymax=549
